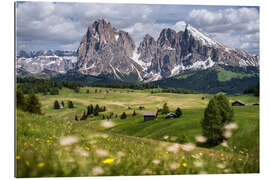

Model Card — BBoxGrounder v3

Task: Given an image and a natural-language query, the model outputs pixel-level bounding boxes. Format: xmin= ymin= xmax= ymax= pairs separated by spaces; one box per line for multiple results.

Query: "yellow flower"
xmin=24 ymin=142 xmax=27 ymax=147
xmin=30 ymin=144 xmax=34 ymax=147
xmin=220 ymin=153 xmax=224 ymax=157
xmin=182 ymin=162 xmax=188 ymax=167
xmin=49 ymin=136 xmax=53 ymax=140
xmin=35 ymin=138 xmax=39 ymax=142
xmin=25 ymin=161 xmax=30 ymax=166
xmin=238 ymin=158 xmax=242 ymax=161
xmin=16 ymin=156 xmax=21 ymax=160
xmin=47 ymin=140 xmax=50 ymax=143
xmin=38 ymin=162 xmax=45 ymax=168
xmin=165 ymin=152 xmax=168 ymax=154
xmin=103 ymin=158 xmax=115 ymax=164
xmin=84 ymin=147 xmax=90 ymax=151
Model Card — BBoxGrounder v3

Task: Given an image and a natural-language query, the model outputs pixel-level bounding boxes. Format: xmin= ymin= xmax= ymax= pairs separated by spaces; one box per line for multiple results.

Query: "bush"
xmin=54 ymin=100 xmax=60 ymax=109
xmin=132 ymin=110 xmax=136 ymax=116
xmin=175 ymin=107 xmax=182 ymax=117
xmin=161 ymin=103 xmax=170 ymax=114
xmin=120 ymin=112 xmax=127 ymax=119
xmin=201 ymin=94 xmax=234 ymax=145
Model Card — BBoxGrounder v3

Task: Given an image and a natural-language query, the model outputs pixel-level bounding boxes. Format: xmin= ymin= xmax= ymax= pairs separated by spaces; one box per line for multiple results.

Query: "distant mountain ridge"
xmin=16 ymin=19 xmax=259 ymax=85
xmin=76 ymin=19 xmax=259 ymax=82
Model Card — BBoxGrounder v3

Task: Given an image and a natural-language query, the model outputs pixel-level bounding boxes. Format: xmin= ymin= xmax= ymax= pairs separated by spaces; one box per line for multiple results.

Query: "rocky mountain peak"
xmin=157 ymin=28 xmax=178 ymax=48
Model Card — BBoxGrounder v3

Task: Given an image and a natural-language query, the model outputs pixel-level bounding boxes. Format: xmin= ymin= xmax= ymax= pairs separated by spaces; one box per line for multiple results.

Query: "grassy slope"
xmin=16 ymin=87 xmax=259 ymax=177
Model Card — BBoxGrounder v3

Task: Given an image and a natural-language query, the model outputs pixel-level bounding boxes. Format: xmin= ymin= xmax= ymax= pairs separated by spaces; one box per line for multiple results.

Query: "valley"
xmin=16 ymin=87 xmax=259 ymax=177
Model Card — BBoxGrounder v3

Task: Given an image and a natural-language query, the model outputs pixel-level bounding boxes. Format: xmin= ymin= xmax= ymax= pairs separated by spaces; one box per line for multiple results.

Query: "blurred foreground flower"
xmin=193 ymin=161 xmax=203 ymax=167
xmin=152 ymin=159 xmax=160 ymax=165
xmin=223 ymin=130 xmax=232 ymax=138
xmin=37 ymin=162 xmax=45 ymax=168
xmin=101 ymin=121 xmax=114 ymax=128
xmin=60 ymin=136 xmax=78 ymax=146
xmin=103 ymin=158 xmax=115 ymax=164
xmin=181 ymin=143 xmax=196 ymax=151
xmin=92 ymin=167 xmax=104 ymax=176
xmin=170 ymin=162 xmax=180 ymax=170
xmin=182 ymin=162 xmax=187 ymax=167
xmin=167 ymin=144 xmax=180 ymax=153
xmin=195 ymin=136 xmax=207 ymax=143
xmin=221 ymin=141 xmax=229 ymax=148
xmin=96 ymin=149 xmax=109 ymax=157
xmin=224 ymin=123 xmax=238 ymax=130
xmin=75 ymin=147 xmax=89 ymax=157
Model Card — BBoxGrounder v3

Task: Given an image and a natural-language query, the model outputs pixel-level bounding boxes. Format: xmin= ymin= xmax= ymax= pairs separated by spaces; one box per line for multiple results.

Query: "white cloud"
xmin=16 ymin=2 xmax=259 ymax=54
xmin=186 ymin=7 xmax=259 ymax=53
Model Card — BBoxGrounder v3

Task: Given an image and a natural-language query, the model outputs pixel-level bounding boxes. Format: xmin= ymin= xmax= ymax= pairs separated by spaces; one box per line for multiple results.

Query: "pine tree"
xmin=120 ymin=112 xmax=127 ymax=119
xmin=95 ymin=104 xmax=100 ymax=112
xmin=90 ymin=104 xmax=94 ymax=114
xmin=161 ymin=103 xmax=170 ymax=114
xmin=132 ymin=110 xmax=136 ymax=116
xmin=201 ymin=94 xmax=234 ymax=145
xmin=16 ymin=88 xmax=26 ymax=110
xmin=25 ymin=93 xmax=42 ymax=114
xmin=68 ymin=101 xmax=74 ymax=108
xmin=75 ymin=115 xmax=78 ymax=121
xmin=175 ymin=107 xmax=182 ymax=117
xmin=87 ymin=105 xmax=91 ymax=116
xmin=86 ymin=89 xmax=90 ymax=94
xmin=80 ymin=111 xmax=86 ymax=120
xmin=54 ymin=100 xmax=60 ymax=109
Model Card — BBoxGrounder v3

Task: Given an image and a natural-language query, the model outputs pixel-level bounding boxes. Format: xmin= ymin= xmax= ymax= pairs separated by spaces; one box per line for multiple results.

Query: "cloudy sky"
xmin=16 ymin=2 xmax=259 ymax=54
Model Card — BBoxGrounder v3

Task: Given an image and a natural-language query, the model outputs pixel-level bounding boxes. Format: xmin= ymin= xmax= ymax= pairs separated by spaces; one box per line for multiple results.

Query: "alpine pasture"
xmin=16 ymin=87 xmax=259 ymax=177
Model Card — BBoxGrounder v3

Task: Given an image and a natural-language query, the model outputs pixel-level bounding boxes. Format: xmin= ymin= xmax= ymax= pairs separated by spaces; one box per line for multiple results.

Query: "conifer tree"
xmin=132 ymin=110 xmax=136 ymax=116
xmin=161 ymin=103 xmax=170 ymax=114
xmin=16 ymin=88 xmax=26 ymax=110
xmin=54 ymin=100 xmax=60 ymax=109
xmin=75 ymin=115 xmax=78 ymax=121
xmin=201 ymin=94 xmax=234 ymax=145
xmin=25 ymin=93 xmax=42 ymax=114
xmin=68 ymin=101 xmax=74 ymax=108
xmin=120 ymin=112 xmax=127 ymax=119
xmin=175 ymin=107 xmax=183 ymax=117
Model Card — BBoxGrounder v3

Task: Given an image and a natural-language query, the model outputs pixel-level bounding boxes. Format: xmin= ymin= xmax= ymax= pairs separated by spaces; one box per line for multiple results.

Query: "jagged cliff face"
xmin=76 ymin=19 xmax=143 ymax=81
xmin=76 ymin=19 xmax=259 ymax=82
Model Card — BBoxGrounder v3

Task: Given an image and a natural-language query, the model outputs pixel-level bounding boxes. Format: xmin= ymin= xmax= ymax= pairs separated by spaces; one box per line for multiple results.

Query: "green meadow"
xmin=16 ymin=87 xmax=259 ymax=177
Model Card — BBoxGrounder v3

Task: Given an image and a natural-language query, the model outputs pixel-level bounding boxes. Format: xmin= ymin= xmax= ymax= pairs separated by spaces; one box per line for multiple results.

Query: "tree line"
xmin=17 ymin=77 xmax=82 ymax=95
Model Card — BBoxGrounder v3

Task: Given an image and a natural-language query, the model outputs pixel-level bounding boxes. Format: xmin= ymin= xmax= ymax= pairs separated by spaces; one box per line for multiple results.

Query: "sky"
xmin=15 ymin=1 xmax=259 ymax=54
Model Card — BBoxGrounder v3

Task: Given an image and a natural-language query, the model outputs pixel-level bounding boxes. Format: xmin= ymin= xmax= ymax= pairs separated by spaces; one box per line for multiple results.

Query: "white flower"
xmin=221 ymin=141 xmax=229 ymax=148
xmin=224 ymin=123 xmax=238 ymax=130
xmin=167 ymin=144 xmax=180 ymax=153
xmin=163 ymin=135 xmax=169 ymax=140
xmin=181 ymin=143 xmax=196 ymax=151
xmin=193 ymin=161 xmax=203 ymax=167
xmin=217 ymin=163 xmax=226 ymax=169
xmin=89 ymin=140 xmax=97 ymax=145
xmin=141 ymin=169 xmax=152 ymax=175
xmin=170 ymin=136 xmax=178 ymax=141
xmin=195 ymin=136 xmax=207 ymax=143
xmin=223 ymin=130 xmax=232 ymax=138
xmin=116 ymin=151 xmax=125 ymax=158
xmin=169 ymin=162 xmax=180 ymax=170
xmin=100 ymin=134 xmax=108 ymax=138
xmin=152 ymin=159 xmax=160 ymax=165
xmin=101 ymin=121 xmax=115 ymax=128
xmin=95 ymin=149 xmax=109 ymax=156
xmin=60 ymin=136 xmax=78 ymax=146
xmin=75 ymin=147 xmax=89 ymax=157
xmin=92 ymin=167 xmax=104 ymax=176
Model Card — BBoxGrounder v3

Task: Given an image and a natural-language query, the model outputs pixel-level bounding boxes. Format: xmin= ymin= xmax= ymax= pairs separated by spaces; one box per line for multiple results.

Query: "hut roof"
xmin=144 ymin=112 xmax=156 ymax=116
xmin=233 ymin=100 xmax=247 ymax=105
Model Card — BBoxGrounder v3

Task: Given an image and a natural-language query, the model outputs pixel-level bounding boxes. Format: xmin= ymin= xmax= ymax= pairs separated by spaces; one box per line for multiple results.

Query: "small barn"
xmin=166 ymin=112 xmax=177 ymax=119
xmin=253 ymin=103 xmax=259 ymax=106
xmin=144 ymin=112 xmax=157 ymax=122
xmin=232 ymin=100 xmax=247 ymax=106
xmin=139 ymin=106 xmax=145 ymax=110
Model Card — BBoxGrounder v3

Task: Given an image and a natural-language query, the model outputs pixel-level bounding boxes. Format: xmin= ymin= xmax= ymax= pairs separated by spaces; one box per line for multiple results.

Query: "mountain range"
xmin=16 ymin=19 xmax=259 ymax=93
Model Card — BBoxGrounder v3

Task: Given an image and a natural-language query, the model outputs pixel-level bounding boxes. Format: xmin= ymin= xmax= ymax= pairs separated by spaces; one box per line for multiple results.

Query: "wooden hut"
xmin=144 ymin=112 xmax=157 ymax=122
xmin=232 ymin=100 xmax=247 ymax=106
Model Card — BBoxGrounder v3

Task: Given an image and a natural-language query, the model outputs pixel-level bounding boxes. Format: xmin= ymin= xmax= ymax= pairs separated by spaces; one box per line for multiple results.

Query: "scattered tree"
xmin=86 ymin=89 xmax=90 ymax=94
xmin=68 ymin=101 xmax=74 ymax=108
xmin=132 ymin=110 xmax=136 ymax=116
xmin=201 ymin=94 xmax=234 ymax=145
xmin=175 ymin=107 xmax=183 ymax=117
xmin=25 ymin=93 xmax=42 ymax=114
xmin=161 ymin=103 xmax=170 ymax=114
xmin=54 ymin=100 xmax=60 ymax=109
xmin=120 ymin=112 xmax=127 ymax=119
xmin=16 ymin=88 xmax=26 ymax=110
xmin=75 ymin=115 xmax=78 ymax=121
